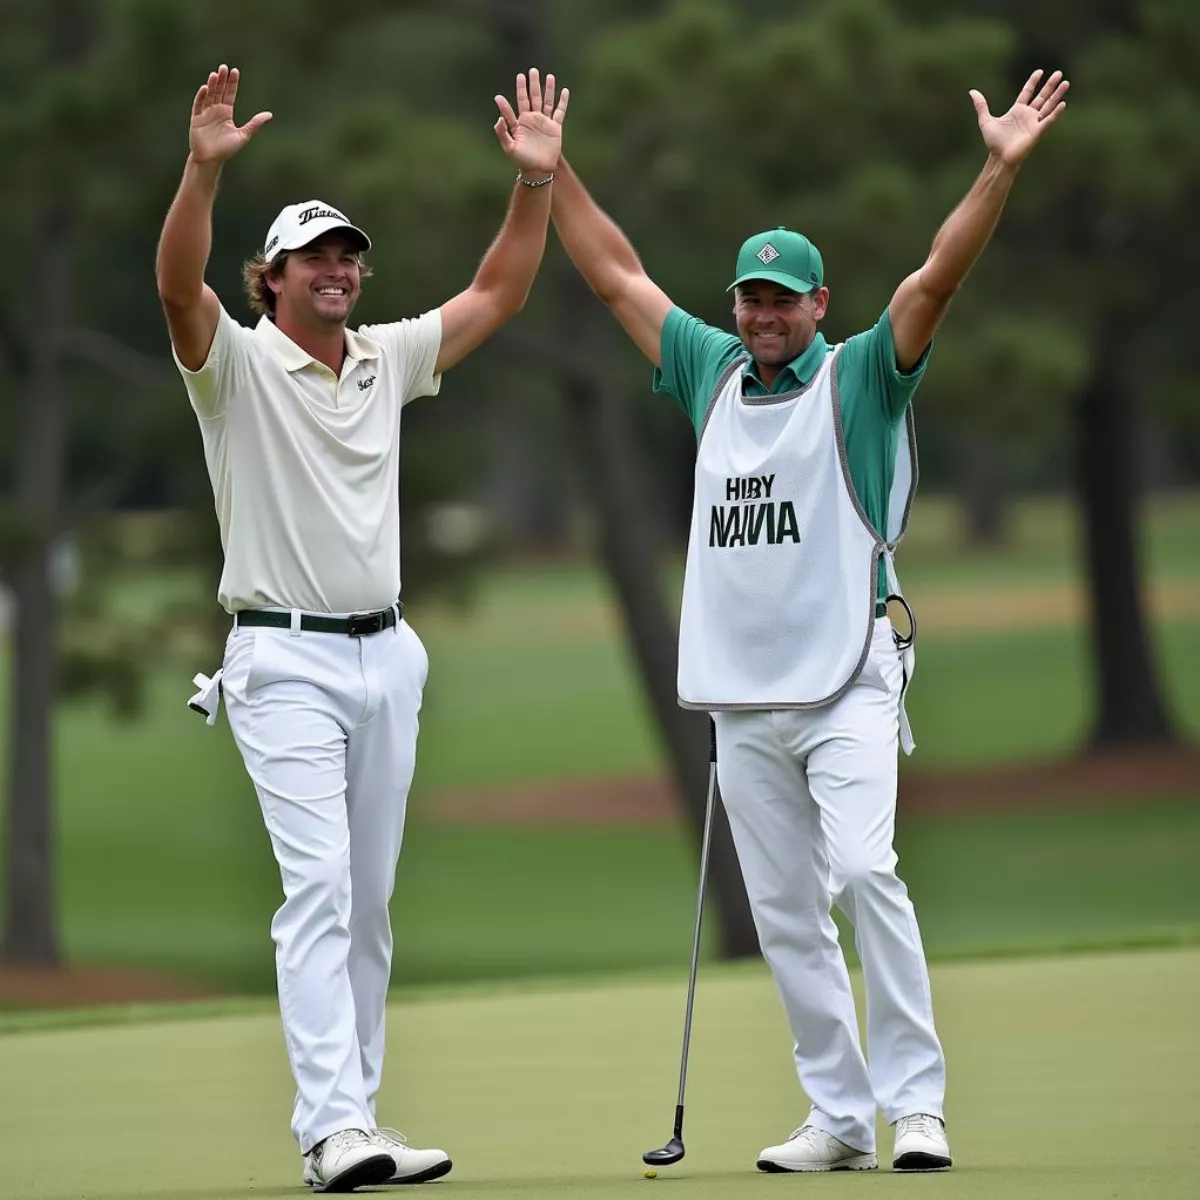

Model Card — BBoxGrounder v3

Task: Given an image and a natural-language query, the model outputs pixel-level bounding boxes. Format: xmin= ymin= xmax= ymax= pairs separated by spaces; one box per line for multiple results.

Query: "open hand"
xmin=970 ymin=69 xmax=1069 ymax=169
xmin=189 ymin=65 xmax=272 ymax=165
xmin=493 ymin=69 xmax=569 ymax=175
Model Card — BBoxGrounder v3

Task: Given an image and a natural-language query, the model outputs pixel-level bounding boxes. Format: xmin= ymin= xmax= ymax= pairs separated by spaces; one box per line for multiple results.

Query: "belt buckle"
xmin=348 ymin=610 xmax=385 ymax=637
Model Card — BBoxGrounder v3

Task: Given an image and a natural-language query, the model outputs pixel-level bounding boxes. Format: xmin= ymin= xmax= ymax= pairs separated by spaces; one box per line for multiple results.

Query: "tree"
xmin=931 ymin=0 xmax=1198 ymax=744
xmin=0 ymin=0 xmax=231 ymax=963
xmin=0 ymin=0 xmax=93 ymax=964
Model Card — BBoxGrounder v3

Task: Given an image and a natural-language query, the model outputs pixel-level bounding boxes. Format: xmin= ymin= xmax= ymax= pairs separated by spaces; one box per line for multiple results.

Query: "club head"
xmin=643 ymin=1137 xmax=685 ymax=1166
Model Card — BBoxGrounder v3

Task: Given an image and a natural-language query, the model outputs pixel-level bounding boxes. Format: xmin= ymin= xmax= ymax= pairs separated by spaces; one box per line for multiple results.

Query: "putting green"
xmin=1 ymin=948 xmax=1197 ymax=1198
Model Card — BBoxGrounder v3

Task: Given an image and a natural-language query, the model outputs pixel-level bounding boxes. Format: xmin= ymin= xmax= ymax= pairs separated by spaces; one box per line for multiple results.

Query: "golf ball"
xmin=644 ymin=1169 xmax=658 ymax=1178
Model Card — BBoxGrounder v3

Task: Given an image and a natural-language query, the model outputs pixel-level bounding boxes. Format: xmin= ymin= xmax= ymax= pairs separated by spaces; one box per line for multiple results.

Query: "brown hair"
xmin=241 ymin=250 xmax=374 ymax=316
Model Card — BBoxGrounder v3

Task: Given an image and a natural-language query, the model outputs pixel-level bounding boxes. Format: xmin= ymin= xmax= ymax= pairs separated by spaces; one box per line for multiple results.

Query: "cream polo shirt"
xmin=174 ymin=306 xmax=442 ymax=614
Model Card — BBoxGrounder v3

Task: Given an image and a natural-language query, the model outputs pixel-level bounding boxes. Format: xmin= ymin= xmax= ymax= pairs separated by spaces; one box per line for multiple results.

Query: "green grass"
xmin=1 ymin=947 xmax=1198 ymax=1197
xmin=415 ymin=616 xmax=663 ymax=786
xmin=892 ymin=801 xmax=1200 ymax=958
xmin=893 ymin=490 xmax=1200 ymax=586
xmin=902 ymin=621 xmax=1200 ymax=766
xmin=35 ymin=796 xmax=1200 ymax=994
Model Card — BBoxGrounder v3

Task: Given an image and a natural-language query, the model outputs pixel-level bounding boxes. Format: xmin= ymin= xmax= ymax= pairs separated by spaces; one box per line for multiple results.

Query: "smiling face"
xmin=733 ymin=279 xmax=830 ymax=381
xmin=267 ymin=233 xmax=363 ymax=330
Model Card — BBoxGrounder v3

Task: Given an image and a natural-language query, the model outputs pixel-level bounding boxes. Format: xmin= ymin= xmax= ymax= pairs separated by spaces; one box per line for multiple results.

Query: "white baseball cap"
xmin=262 ymin=200 xmax=372 ymax=261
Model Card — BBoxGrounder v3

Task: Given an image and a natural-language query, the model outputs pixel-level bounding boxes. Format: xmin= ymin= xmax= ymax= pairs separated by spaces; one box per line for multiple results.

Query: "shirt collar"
xmin=344 ymin=326 xmax=381 ymax=363
xmin=254 ymin=316 xmax=381 ymax=373
xmin=743 ymin=332 xmax=829 ymax=393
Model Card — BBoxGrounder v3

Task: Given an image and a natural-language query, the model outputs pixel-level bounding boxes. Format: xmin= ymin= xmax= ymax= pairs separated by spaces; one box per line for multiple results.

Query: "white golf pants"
xmin=713 ymin=618 xmax=945 ymax=1153
xmin=221 ymin=613 xmax=428 ymax=1153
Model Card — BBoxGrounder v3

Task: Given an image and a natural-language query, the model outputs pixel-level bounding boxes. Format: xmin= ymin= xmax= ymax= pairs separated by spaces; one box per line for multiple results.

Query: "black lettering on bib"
xmin=709 ymin=499 xmax=799 ymax=548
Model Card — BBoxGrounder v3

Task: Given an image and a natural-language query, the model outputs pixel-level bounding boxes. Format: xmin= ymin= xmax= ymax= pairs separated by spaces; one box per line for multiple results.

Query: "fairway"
xmin=1 ymin=947 xmax=1197 ymax=1199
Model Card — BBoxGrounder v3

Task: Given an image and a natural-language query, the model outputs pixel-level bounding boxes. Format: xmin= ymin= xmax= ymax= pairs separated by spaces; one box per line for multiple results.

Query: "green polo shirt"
xmin=653 ymin=306 xmax=929 ymax=602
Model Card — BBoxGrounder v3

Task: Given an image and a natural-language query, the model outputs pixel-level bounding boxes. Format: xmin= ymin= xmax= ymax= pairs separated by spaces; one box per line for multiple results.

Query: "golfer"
xmin=549 ymin=69 xmax=1068 ymax=1172
xmin=157 ymin=64 xmax=568 ymax=1192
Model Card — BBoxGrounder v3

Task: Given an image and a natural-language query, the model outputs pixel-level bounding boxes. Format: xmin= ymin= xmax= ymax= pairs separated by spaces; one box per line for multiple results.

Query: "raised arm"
xmin=156 ymin=65 xmax=272 ymax=370
xmin=889 ymin=68 xmax=1070 ymax=371
xmin=550 ymin=159 xmax=674 ymax=367
xmin=434 ymin=70 xmax=568 ymax=375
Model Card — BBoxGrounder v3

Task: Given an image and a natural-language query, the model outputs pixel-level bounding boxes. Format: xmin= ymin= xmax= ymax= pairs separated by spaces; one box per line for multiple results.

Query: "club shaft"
xmin=674 ymin=756 xmax=718 ymax=1111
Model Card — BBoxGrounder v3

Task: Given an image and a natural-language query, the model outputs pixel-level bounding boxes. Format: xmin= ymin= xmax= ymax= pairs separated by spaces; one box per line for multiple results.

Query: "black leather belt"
xmin=235 ymin=603 xmax=402 ymax=637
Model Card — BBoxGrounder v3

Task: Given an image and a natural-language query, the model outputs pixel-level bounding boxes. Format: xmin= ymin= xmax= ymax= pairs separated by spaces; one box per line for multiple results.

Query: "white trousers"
xmin=221 ymin=615 xmax=429 ymax=1153
xmin=713 ymin=619 xmax=945 ymax=1153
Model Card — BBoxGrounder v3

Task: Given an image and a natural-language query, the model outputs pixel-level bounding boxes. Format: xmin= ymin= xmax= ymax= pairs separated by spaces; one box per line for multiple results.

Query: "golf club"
xmin=642 ymin=719 xmax=718 ymax=1168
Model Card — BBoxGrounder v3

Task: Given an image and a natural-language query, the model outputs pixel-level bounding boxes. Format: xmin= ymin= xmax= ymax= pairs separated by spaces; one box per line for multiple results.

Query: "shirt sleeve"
xmin=837 ymin=306 xmax=931 ymax=422
xmin=359 ymin=309 xmax=443 ymax=406
xmin=652 ymin=307 xmax=744 ymax=436
xmin=171 ymin=305 xmax=249 ymax=420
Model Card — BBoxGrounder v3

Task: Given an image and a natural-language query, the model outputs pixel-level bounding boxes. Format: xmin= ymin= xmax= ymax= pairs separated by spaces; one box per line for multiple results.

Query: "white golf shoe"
xmin=371 ymin=1127 xmax=453 ymax=1184
xmin=757 ymin=1124 xmax=878 ymax=1172
xmin=892 ymin=1113 xmax=952 ymax=1171
xmin=302 ymin=1128 xmax=395 ymax=1192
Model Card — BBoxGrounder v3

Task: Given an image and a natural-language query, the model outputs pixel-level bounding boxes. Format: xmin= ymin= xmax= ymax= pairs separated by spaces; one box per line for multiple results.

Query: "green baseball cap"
xmin=728 ymin=227 xmax=824 ymax=294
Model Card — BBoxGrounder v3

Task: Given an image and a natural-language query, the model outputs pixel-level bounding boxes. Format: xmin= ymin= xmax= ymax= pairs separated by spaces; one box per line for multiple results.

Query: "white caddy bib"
xmin=677 ymin=346 xmax=919 ymax=752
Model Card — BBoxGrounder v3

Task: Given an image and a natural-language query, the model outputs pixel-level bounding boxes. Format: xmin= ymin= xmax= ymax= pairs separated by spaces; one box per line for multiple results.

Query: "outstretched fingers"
xmin=968 ymin=89 xmax=990 ymax=121
xmin=195 ymin=65 xmax=237 ymax=116
xmin=1036 ymin=98 xmax=1068 ymax=131
xmin=210 ymin=64 xmax=231 ymax=107
xmin=1016 ymin=68 xmax=1044 ymax=106
xmin=198 ymin=70 xmax=220 ymax=112
xmin=1038 ymin=77 xmax=1070 ymax=119
xmin=1031 ymin=69 xmax=1064 ymax=110
xmin=497 ymin=69 xmax=568 ymax=137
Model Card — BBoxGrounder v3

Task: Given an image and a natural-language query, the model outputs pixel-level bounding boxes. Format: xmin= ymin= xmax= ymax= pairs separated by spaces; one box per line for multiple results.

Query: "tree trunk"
xmin=1074 ymin=317 xmax=1176 ymax=747
xmin=955 ymin=433 xmax=1008 ymax=546
xmin=2 ymin=216 xmax=70 ymax=963
xmin=559 ymin=273 xmax=758 ymax=959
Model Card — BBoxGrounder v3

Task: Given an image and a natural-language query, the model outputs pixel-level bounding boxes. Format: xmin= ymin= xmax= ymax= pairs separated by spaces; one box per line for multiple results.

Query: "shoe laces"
xmin=898 ymin=1114 xmax=941 ymax=1138
xmin=373 ymin=1127 xmax=410 ymax=1149
xmin=787 ymin=1125 xmax=825 ymax=1145
xmin=320 ymin=1128 xmax=373 ymax=1157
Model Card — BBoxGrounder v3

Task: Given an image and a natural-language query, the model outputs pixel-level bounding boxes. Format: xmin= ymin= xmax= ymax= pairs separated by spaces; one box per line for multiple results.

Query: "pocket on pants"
xmin=221 ymin=628 xmax=255 ymax=701
xmin=247 ymin=629 xmax=311 ymax=694
xmin=223 ymin=628 xmax=297 ymax=702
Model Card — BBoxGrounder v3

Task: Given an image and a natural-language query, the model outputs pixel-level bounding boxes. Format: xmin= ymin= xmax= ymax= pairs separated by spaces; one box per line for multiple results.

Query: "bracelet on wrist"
xmin=517 ymin=170 xmax=555 ymax=189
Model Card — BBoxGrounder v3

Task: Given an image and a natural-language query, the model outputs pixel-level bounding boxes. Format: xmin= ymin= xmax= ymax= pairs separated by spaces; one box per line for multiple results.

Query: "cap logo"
xmin=265 ymin=235 xmax=279 ymax=255
xmin=756 ymin=242 xmax=780 ymax=265
xmin=298 ymin=204 xmax=346 ymax=226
